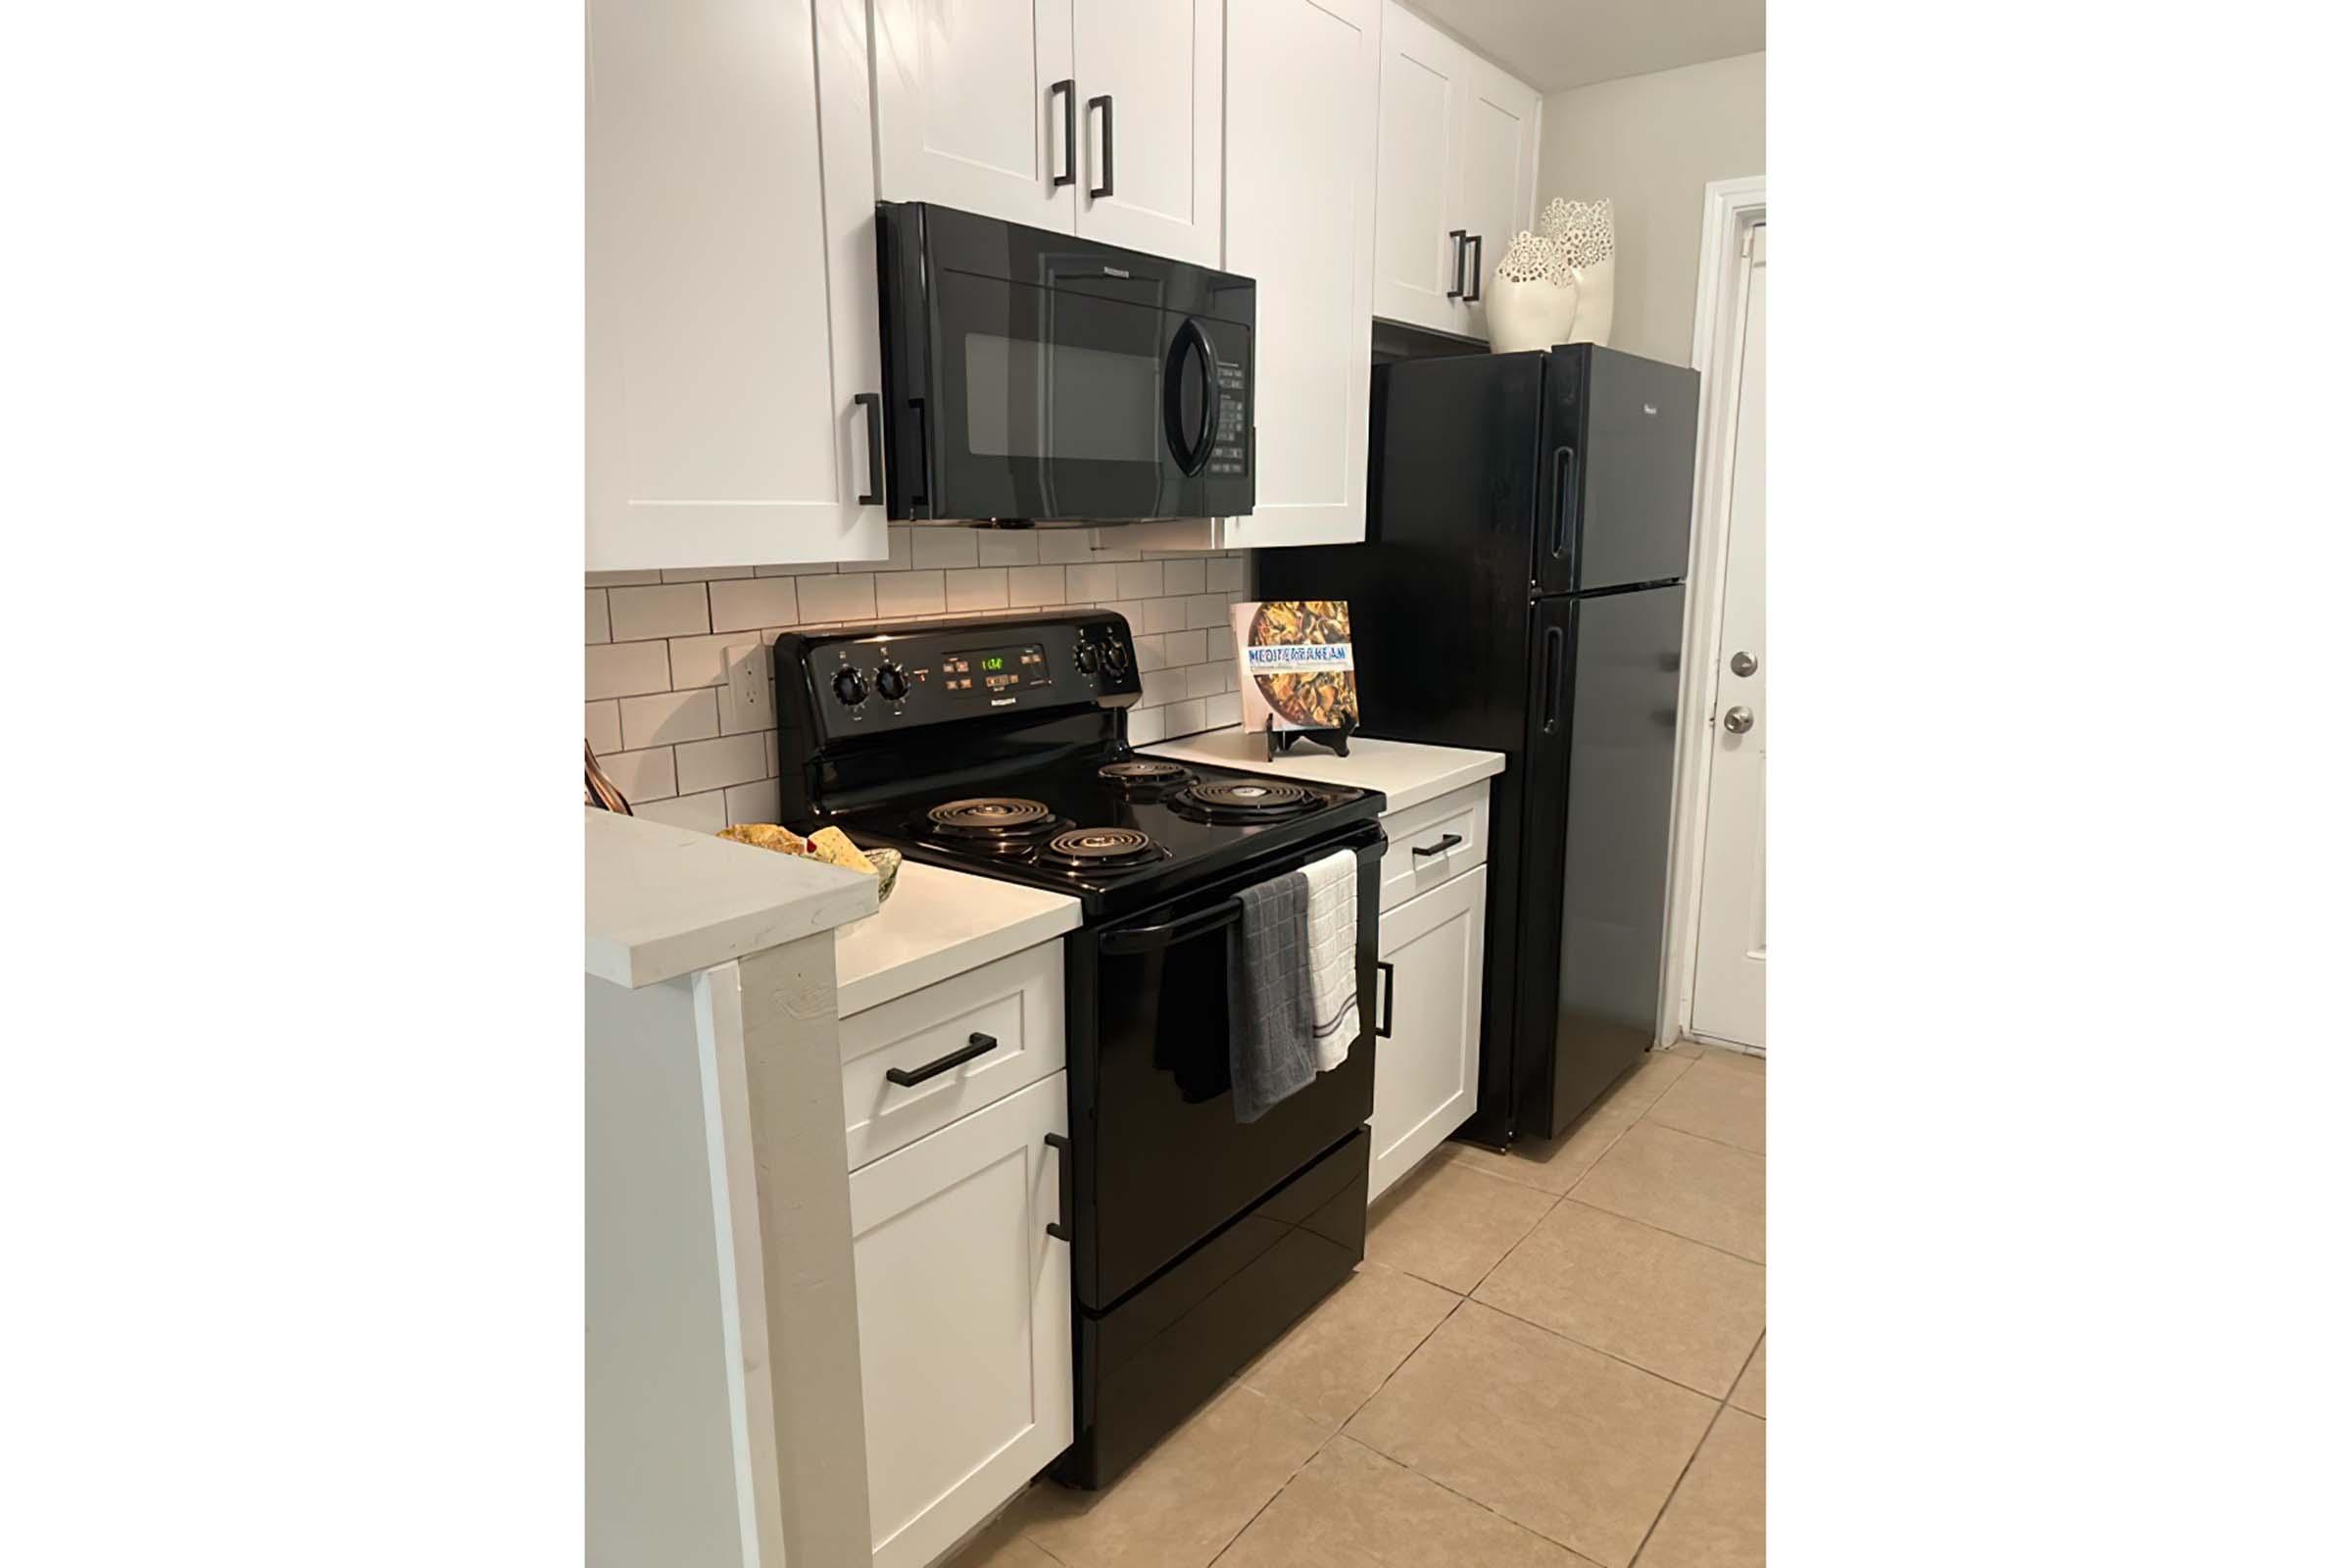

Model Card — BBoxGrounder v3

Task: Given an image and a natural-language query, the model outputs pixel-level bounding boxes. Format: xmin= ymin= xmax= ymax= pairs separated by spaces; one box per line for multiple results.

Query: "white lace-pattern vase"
xmin=1566 ymin=255 xmax=1614 ymax=348
xmin=1487 ymin=270 xmax=1580 ymax=353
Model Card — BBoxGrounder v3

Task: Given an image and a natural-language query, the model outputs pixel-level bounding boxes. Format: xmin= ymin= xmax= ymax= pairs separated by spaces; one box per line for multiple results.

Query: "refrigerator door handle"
xmin=1549 ymin=445 xmax=1576 ymax=564
xmin=1542 ymin=626 xmax=1565 ymax=733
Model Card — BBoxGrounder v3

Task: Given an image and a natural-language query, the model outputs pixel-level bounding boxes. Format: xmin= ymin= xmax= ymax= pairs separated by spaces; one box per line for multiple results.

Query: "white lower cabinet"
xmin=850 ymin=1071 xmax=1073 ymax=1568
xmin=1369 ymin=864 xmax=1488 ymax=1201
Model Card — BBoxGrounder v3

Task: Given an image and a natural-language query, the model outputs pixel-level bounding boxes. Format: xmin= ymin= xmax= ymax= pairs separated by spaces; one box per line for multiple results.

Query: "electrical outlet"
xmin=721 ymin=642 xmax=771 ymax=736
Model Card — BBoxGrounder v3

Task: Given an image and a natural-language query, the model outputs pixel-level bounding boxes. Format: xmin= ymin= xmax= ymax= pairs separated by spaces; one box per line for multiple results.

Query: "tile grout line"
xmin=1627 ymin=1396 xmax=1731 ymax=1568
xmin=1459 ymin=1293 xmax=1752 ymax=1407
xmin=1546 ymin=1193 xmax=1767 ymax=1269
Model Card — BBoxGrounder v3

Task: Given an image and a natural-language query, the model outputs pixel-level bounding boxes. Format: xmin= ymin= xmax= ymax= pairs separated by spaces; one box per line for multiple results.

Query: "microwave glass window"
xmin=965 ymin=334 xmax=1157 ymax=463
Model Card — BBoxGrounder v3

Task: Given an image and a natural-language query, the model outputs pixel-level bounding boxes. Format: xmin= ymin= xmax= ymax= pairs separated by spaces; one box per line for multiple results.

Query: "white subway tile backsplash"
xmin=945 ymin=567 xmax=1009 ymax=612
xmin=586 ymin=640 xmax=671 ymax=700
xmin=1207 ymin=626 xmax=1236 ymax=662
xmin=1140 ymin=669 xmax=1183 ymax=708
xmin=1203 ymin=692 xmax=1241 ymax=728
xmin=1163 ymin=629 xmax=1207 ymax=666
xmin=1163 ymin=698 xmax=1208 ymax=738
xmin=1142 ymin=596 xmax=1188 ymax=634
xmin=674 ymin=732 xmax=766 ymax=796
xmin=911 ymin=528 xmax=981 ymax=569
xmin=587 ymin=569 xmax=662 ymax=587
xmin=709 ymin=577 xmax=800 ymax=633
xmin=1206 ymin=557 xmax=1246 ymax=592
xmin=667 ymin=632 xmax=754 ymax=690
xmin=1185 ymin=662 xmax=1227 ymax=699
xmin=884 ymin=527 xmax=915 ymax=569
xmin=586 ymin=590 xmax=611 ymax=645
xmin=799 ymin=572 xmax=877 ymax=624
xmin=1160 ymin=558 xmax=1205 ymax=597
xmin=1105 ymin=600 xmax=1149 ymax=631
xmin=1006 ymin=565 xmax=1065 ymax=606
xmin=586 ymin=701 xmax=621 ymax=756
xmin=1037 ymin=530 xmax=1097 ymax=564
xmin=1187 ymin=593 xmax=1230 ymax=629
xmin=723 ymin=777 xmax=781 ymax=826
xmin=635 ymin=790 xmax=727 ymax=832
xmin=620 ymin=688 xmax=720 ymax=750
xmin=976 ymin=530 xmax=1040 ymax=567
xmin=1067 ymin=563 xmax=1117 ymax=601
xmin=609 ymin=583 xmax=710 ymax=642
xmin=875 ymin=569 xmax=947 ymax=618
xmin=1132 ymin=633 xmax=1167 ymax=672
xmin=604 ymin=746 xmax=678 ymax=802
xmin=662 ymin=565 xmax=755 ymax=582
xmin=1114 ymin=561 xmax=1163 ymax=600
xmin=1126 ymin=706 xmax=1166 ymax=746
xmin=755 ymin=561 xmax=837 ymax=576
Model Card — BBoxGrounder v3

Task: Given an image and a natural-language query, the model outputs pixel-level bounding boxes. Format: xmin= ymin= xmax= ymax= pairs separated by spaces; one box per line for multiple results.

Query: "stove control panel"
xmin=773 ymin=610 xmax=1143 ymax=742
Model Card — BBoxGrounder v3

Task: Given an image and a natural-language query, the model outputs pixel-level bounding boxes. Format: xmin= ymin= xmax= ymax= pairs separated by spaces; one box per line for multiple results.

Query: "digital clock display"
xmin=940 ymin=643 xmax=1050 ymax=696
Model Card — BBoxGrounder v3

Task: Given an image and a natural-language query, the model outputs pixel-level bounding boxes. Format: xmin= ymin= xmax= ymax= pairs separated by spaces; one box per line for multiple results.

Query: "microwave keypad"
xmin=1209 ymin=358 xmax=1248 ymax=474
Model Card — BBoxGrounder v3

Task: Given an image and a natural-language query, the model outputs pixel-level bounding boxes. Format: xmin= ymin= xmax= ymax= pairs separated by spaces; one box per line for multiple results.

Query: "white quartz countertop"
xmin=585 ymin=808 xmax=878 ymax=989
xmin=835 ymin=860 xmax=1082 ymax=1019
xmin=1143 ymin=726 xmax=1505 ymax=814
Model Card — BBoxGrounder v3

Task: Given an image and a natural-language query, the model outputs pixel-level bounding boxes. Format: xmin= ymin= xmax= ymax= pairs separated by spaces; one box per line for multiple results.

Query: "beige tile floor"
xmin=951 ymin=1044 xmax=1765 ymax=1568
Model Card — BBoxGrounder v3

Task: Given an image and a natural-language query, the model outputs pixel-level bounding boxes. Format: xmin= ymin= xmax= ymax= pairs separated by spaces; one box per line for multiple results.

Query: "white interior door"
xmin=871 ymin=0 xmax=1075 ymax=229
xmin=1071 ymin=0 xmax=1222 ymax=266
xmin=1691 ymin=224 xmax=1766 ymax=1049
xmin=1218 ymin=0 xmax=1380 ymax=549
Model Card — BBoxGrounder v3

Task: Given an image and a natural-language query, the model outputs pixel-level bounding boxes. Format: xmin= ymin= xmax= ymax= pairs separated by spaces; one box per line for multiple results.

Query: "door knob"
xmin=1730 ymin=651 xmax=1756 ymax=677
xmin=1723 ymin=706 xmax=1754 ymax=734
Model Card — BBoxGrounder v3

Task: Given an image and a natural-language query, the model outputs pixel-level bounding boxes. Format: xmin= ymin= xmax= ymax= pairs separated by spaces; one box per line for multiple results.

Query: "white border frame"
xmin=1659 ymin=174 xmax=1767 ymax=1049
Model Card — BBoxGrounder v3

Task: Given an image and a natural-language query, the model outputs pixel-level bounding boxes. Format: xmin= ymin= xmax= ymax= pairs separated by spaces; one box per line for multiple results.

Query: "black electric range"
xmin=774 ymin=611 xmax=1386 ymax=1489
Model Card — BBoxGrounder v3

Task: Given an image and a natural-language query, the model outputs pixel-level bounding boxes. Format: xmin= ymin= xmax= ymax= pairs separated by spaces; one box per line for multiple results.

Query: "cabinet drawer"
xmin=1378 ymin=780 xmax=1492 ymax=912
xmin=840 ymin=941 xmax=1066 ymax=1171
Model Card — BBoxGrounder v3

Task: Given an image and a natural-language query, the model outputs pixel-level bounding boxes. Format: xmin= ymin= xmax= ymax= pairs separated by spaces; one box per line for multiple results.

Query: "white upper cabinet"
xmin=1454 ymin=56 xmax=1543 ymax=340
xmin=1219 ymin=0 xmax=1382 ymax=550
xmin=1371 ymin=1 xmax=1540 ymax=339
xmin=871 ymin=0 xmax=1075 ymax=230
xmin=587 ymin=0 xmax=886 ymax=569
xmin=871 ymin=0 xmax=1223 ymax=266
xmin=1071 ymin=0 xmax=1224 ymax=266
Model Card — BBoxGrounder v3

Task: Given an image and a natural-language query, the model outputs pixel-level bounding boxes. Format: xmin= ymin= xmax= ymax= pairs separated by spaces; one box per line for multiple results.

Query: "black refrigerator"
xmin=1257 ymin=344 xmax=1699 ymax=1144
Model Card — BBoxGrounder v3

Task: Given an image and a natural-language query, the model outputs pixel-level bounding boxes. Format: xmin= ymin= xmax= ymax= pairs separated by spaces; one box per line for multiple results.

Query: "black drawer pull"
xmin=885 ymin=1031 xmax=999 ymax=1087
xmin=1375 ymin=960 xmax=1396 ymax=1039
xmin=1411 ymin=833 xmax=1464 ymax=858
xmin=1044 ymin=1132 xmax=1072 ymax=1243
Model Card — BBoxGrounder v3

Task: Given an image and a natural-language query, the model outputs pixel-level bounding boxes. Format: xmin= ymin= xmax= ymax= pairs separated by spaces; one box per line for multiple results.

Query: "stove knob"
xmin=1074 ymin=641 xmax=1101 ymax=674
xmin=874 ymin=662 xmax=908 ymax=702
xmin=832 ymin=666 xmax=867 ymax=707
xmin=1102 ymin=640 xmax=1130 ymax=677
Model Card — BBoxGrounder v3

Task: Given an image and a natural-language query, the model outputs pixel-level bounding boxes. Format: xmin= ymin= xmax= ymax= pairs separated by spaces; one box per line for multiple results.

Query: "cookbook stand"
xmin=1266 ymin=712 xmax=1357 ymax=760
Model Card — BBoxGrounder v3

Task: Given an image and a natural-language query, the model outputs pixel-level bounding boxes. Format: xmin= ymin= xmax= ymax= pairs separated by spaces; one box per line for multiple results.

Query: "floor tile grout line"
xmin=1632 ymin=1110 xmax=1766 ymax=1159
xmin=1546 ymin=1193 xmax=1768 ymax=1268
xmin=1627 ymin=1396 xmax=1731 ymax=1568
xmin=1724 ymin=1329 xmax=1766 ymax=1419
xmin=1201 ymin=1396 xmax=1344 ymax=1568
xmin=1458 ymin=1292 xmax=1751 ymax=1407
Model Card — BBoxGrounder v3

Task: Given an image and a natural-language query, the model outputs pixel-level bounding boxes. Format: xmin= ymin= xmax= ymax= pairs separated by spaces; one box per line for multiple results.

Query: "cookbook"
xmin=1231 ymin=600 xmax=1359 ymax=734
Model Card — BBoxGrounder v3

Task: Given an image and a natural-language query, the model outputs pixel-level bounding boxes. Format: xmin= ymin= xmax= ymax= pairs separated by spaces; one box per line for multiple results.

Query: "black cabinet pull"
xmin=1446 ymin=229 xmax=1467 ymax=299
xmin=1464 ymin=234 xmax=1484 ymax=302
xmin=1411 ymin=833 xmax=1463 ymax=858
xmin=1087 ymin=94 xmax=1114 ymax=198
xmin=1051 ymin=79 xmax=1076 ymax=188
xmin=854 ymin=391 xmax=883 ymax=506
xmin=884 ymin=1031 xmax=999 ymax=1088
xmin=1044 ymin=1132 xmax=1073 ymax=1243
xmin=1375 ymin=960 xmax=1396 ymax=1038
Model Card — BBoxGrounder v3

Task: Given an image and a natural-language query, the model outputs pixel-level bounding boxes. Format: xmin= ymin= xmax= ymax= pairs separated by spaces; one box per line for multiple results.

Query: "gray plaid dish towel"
xmin=1227 ymin=869 xmax=1317 ymax=1124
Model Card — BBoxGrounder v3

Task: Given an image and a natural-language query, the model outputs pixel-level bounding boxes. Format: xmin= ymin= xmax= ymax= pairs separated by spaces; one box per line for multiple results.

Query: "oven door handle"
xmin=1099 ymin=899 xmax=1241 ymax=956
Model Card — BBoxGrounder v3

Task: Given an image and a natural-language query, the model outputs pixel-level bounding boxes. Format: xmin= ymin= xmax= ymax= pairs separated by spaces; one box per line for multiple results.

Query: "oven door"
xmin=1069 ymin=826 xmax=1384 ymax=1310
xmin=921 ymin=264 xmax=1250 ymax=523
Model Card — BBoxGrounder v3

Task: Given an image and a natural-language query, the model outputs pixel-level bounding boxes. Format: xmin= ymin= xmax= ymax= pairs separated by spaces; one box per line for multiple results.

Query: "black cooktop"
xmin=825 ymin=753 xmax=1382 ymax=918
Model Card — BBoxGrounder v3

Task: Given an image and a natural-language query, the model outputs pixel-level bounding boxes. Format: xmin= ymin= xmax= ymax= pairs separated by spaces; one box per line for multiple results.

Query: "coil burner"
xmin=1169 ymin=779 xmax=1322 ymax=823
xmin=1098 ymin=759 xmax=1195 ymax=792
xmin=924 ymin=797 xmax=1068 ymax=853
xmin=1035 ymin=826 xmax=1169 ymax=873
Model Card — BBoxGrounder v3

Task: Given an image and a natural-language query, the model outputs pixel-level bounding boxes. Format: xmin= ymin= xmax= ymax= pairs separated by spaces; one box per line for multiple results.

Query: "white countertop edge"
xmin=834 ymin=861 xmax=1082 ymax=1018
xmin=586 ymin=808 xmax=879 ymax=989
xmin=1141 ymin=725 xmax=1505 ymax=814
xmin=836 ymin=902 xmax=1082 ymax=1018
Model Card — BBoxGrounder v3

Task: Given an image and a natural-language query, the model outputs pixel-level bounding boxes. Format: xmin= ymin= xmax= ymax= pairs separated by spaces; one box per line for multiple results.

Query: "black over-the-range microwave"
xmin=873 ymin=201 xmax=1255 ymax=524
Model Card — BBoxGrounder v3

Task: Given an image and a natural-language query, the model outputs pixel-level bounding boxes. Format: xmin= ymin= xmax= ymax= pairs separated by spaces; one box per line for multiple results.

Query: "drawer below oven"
xmin=839 ymin=940 xmax=1066 ymax=1172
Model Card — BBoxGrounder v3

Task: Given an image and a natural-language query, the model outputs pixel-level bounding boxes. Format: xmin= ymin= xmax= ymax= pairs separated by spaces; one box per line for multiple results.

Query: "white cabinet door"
xmin=1071 ymin=0 xmax=1223 ymax=266
xmin=586 ymin=0 xmax=886 ymax=570
xmin=851 ymin=1072 xmax=1073 ymax=1568
xmin=1453 ymin=55 xmax=1542 ymax=340
xmin=1371 ymin=2 xmax=1469 ymax=334
xmin=1219 ymin=0 xmax=1381 ymax=551
xmin=1369 ymin=865 xmax=1487 ymax=1201
xmin=871 ymin=0 xmax=1076 ymax=230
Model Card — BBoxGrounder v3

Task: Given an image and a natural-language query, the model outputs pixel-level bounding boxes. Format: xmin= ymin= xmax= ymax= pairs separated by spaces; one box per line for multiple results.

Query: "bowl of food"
xmin=716 ymin=823 xmax=902 ymax=905
xmin=1248 ymin=600 xmax=1359 ymax=729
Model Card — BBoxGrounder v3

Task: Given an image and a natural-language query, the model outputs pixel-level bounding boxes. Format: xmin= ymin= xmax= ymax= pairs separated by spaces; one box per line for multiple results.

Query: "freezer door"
xmin=1510 ymin=585 xmax=1689 ymax=1139
xmin=1535 ymin=347 xmax=1701 ymax=596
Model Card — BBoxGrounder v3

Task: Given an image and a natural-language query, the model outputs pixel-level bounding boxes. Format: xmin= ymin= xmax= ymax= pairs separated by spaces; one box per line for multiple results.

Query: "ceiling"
xmin=1404 ymin=0 xmax=1765 ymax=92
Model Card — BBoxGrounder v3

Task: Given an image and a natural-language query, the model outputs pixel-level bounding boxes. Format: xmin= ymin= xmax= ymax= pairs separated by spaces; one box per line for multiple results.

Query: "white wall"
xmin=1537 ymin=52 xmax=1764 ymax=366
xmin=587 ymin=533 xmax=1250 ymax=829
